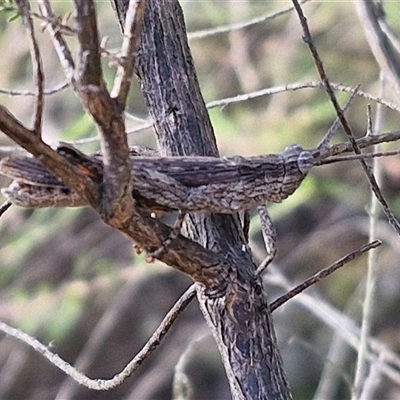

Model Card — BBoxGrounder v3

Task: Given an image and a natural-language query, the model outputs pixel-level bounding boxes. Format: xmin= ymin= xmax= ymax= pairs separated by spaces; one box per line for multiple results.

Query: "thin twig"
xmin=0 ymin=284 xmax=196 ymax=390
xmin=316 ymin=149 xmax=400 ymax=165
xmin=0 ymin=105 xmax=99 ymax=206
xmin=206 ymin=81 xmax=400 ymax=113
xmin=15 ymin=0 xmax=44 ymax=135
xmin=318 ymin=129 xmax=400 ymax=158
xmin=3 ymin=80 xmax=398 ymax=115
xmin=353 ymin=76 xmax=386 ymax=400
xmin=355 ymin=0 xmax=400 ymax=93
xmin=0 ymin=82 xmax=68 ymax=97
xmin=0 ymin=200 xmax=12 ymax=217
xmin=29 ymin=9 xmax=77 ymax=36
xmin=187 ymin=0 xmax=311 ymax=40
xmin=266 ymin=263 xmax=400 ymax=386
xmin=38 ymin=0 xmax=76 ymax=83
xmin=270 ymin=240 xmax=381 ymax=312
xmin=111 ymin=0 xmax=146 ymax=107
xmin=291 ymin=0 xmax=400 ymax=235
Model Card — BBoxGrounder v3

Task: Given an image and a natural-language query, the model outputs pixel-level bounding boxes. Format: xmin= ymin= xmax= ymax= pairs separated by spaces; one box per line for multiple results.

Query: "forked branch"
xmin=291 ymin=0 xmax=400 ymax=235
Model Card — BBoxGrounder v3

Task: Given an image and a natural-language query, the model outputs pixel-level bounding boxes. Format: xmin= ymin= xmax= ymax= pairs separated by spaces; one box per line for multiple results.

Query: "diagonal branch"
xmin=0 ymin=105 xmax=99 ymax=206
xmin=291 ymin=0 xmax=400 ymax=235
xmin=38 ymin=0 xmax=76 ymax=83
xmin=0 ymin=284 xmax=196 ymax=390
xmin=354 ymin=0 xmax=400 ymax=93
xmin=269 ymin=240 xmax=382 ymax=312
xmin=73 ymin=0 xmax=134 ymax=221
xmin=15 ymin=0 xmax=44 ymax=135
xmin=73 ymin=0 xmax=102 ymax=88
xmin=111 ymin=0 xmax=146 ymax=106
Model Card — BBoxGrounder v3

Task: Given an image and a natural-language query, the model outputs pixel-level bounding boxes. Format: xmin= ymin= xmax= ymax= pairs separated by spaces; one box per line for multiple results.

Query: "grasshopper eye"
xmin=297 ymin=151 xmax=315 ymax=174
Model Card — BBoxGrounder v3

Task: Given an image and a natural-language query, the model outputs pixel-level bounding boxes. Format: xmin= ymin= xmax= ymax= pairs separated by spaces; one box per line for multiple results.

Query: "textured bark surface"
xmin=113 ymin=0 xmax=292 ymax=398
xmin=0 ymin=144 xmax=310 ymax=211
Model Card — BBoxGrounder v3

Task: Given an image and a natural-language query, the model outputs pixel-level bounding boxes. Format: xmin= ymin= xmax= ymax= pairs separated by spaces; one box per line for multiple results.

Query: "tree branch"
xmin=0 ymin=105 xmax=99 ymax=206
xmin=123 ymin=0 xmax=293 ymax=397
xmin=0 ymin=284 xmax=196 ymax=390
xmin=292 ymin=0 xmax=400 ymax=235
xmin=15 ymin=0 xmax=44 ymax=135
xmin=0 ymin=6 xmax=228 ymax=288
xmin=111 ymin=0 xmax=146 ymax=106
xmin=269 ymin=240 xmax=382 ymax=312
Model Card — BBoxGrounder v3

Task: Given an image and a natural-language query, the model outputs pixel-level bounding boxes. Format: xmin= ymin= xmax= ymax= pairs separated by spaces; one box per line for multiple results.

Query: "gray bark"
xmin=112 ymin=1 xmax=292 ymax=398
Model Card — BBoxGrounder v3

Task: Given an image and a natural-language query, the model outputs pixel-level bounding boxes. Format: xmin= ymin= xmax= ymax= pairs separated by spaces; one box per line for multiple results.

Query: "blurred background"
xmin=1 ymin=1 xmax=400 ymax=399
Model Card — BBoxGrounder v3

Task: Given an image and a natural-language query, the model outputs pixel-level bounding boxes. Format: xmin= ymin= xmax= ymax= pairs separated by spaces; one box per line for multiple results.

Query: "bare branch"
xmin=15 ymin=0 xmax=44 ymax=135
xmin=317 ymin=149 xmax=400 ymax=165
xmin=38 ymin=0 xmax=76 ymax=83
xmin=111 ymin=0 xmax=146 ymax=106
xmin=267 ymin=263 xmax=400 ymax=386
xmin=73 ymin=0 xmax=102 ymax=88
xmin=319 ymin=129 xmax=400 ymax=158
xmin=0 ymin=105 xmax=99 ymax=206
xmin=187 ymin=0 xmax=311 ymax=40
xmin=269 ymin=240 xmax=382 ymax=312
xmin=206 ymin=81 xmax=400 ymax=113
xmin=0 ymin=200 xmax=11 ymax=217
xmin=353 ymin=75 xmax=387 ymax=400
xmin=291 ymin=0 xmax=400 ymax=235
xmin=0 ymin=285 xmax=196 ymax=390
xmin=354 ymin=0 xmax=400 ymax=93
xmin=71 ymin=1 xmax=134 ymax=221
xmin=0 ymin=81 xmax=68 ymax=97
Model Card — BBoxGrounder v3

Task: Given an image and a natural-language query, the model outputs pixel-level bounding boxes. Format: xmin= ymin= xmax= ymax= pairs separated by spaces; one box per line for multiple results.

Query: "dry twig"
xmin=0 ymin=285 xmax=196 ymax=390
xmin=269 ymin=240 xmax=382 ymax=312
xmin=291 ymin=0 xmax=400 ymax=235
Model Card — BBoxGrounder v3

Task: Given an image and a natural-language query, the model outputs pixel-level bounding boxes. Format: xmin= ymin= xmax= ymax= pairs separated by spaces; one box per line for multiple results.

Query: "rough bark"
xmin=0 ymin=144 xmax=310 ymax=212
xmin=112 ymin=1 xmax=292 ymax=398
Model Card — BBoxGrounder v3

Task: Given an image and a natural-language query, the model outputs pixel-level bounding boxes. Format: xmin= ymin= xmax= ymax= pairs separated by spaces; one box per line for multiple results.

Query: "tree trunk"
xmin=112 ymin=1 xmax=292 ymax=398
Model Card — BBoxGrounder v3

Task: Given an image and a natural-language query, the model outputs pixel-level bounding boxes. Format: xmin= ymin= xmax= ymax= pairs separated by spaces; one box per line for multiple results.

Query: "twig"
xmin=318 ymin=129 xmax=400 ymax=158
xmin=291 ymin=0 xmax=400 ymax=235
xmin=0 ymin=105 xmax=99 ymax=206
xmin=206 ymin=81 xmax=400 ymax=113
xmin=0 ymin=200 xmax=12 ymax=217
xmin=266 ymin=262 xmax=400 ymax=386
xmin=354 ymin=0 xmax=400 ymax=93
xmin=353 ymin=76 xmax=386 ymax=400
xmin=0 ymin=82 xmax=68 ymax=97
xmin=111 ymin=0 xmax=146 ymax=107
xmin=38 ymin=0 xmax=76 ymax=83
xmin=269 ymin=240 xmax=381 ymax=312
xmin=316 ymin=149 xmax=400 ymax=165
xmin=29 ymin=9 xmax=77 ymax=36
xmin=15 ymin=0 xmax=44 ymax=135
xmin=0 ymin=284 xmax=196 ymax=390
xmin=187 ymin=0 xmax=311 ymax=40
xmin=71 ymin=0 xmax=135 ymax=220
